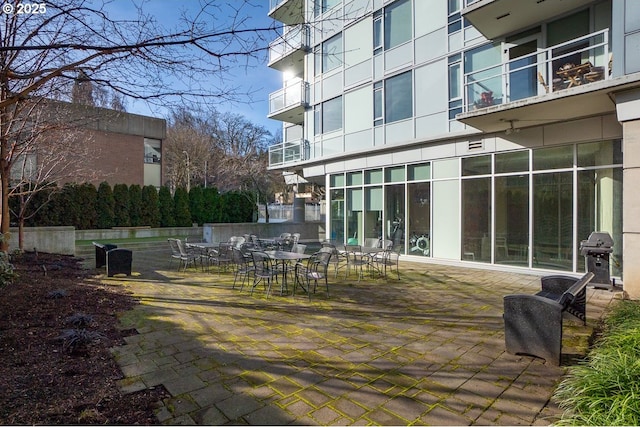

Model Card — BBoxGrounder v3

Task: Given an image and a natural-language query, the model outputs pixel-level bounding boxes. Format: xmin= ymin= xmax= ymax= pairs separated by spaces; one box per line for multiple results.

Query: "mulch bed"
xmin=0 ymin=251 xmax=168 ymax=424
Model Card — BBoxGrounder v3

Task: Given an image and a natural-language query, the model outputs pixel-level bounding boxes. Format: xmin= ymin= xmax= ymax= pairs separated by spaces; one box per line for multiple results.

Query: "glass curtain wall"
xmin=461 ymin=156 xmax=491 ymax=262
xmin=407 ymin=182 xmax=431 ymax=256
xmin=346 ymin=188 xmax=362 ymax=245
xmin=365 ymin=187 xmax=383 ymax=244
xmin=330 ymin=189 xmax=345 ymax=243
xmin=495 ymin=175 xmax=529 ymax=265
xmin=327 ymin=140 xmax=622 ymax=277
xmin=576 ymin=140 xmax=623 ymax=276
xmin=532 ymin=146 xmax=574 ymax=270
xmin=385 ymin=185 xmax=405 ymax=251
xmin=461 ymin=177 xmax=491 ymax=262
xmin=495 ymin=150 xmax=530 ymax=266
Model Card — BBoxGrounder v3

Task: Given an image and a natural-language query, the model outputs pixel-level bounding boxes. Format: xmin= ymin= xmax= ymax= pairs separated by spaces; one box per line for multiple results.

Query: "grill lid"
xmin=580 ymin=231 xmax=614 ymax=254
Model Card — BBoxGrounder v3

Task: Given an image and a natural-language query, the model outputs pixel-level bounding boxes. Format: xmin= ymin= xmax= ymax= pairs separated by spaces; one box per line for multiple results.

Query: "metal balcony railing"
xmin=269 ymin=24 xmax=310 ymax=66
xmin=463 ymin=29 xmax=610 ymax=112
xmin=268 ymin=139 xmax=306 ymax=167
xmin=268 ymin=80 xmax=309 ymax=116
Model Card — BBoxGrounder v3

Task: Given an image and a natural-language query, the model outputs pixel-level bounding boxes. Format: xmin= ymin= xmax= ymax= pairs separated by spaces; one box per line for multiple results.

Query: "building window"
xmin=464 ymin=42 xmax=501 ymax=109
xmin=314 ymin=0 xmax=340 ymax=17
xmin=314 ymin=96 xmax=343 ymax=135
xmin=448 ymin=54 xmax=462 ymax=120
xmin=315 ymin=32 xmax=342 ymax=76
xmin=374 ymin=71 xmax=412 ymax=125
xmin=373 ymin=0 xmax=411 ymax=54
xmin=144 ymin=138 xmax=161 ymax=164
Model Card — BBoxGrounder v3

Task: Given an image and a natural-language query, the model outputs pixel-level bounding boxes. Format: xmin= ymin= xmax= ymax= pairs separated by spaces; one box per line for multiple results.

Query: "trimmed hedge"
xmin=9 ymin=184 xmax=256 ymax=230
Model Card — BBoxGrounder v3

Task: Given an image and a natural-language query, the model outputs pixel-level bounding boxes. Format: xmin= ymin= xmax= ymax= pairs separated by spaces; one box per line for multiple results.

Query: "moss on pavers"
xmin=106 ymin=252 xmax=617 ymax=425
xmin=239 ymin=370 xmax=275 ymax=387
xmin=163 ymin=394 xmax=200 ymax=418
xmin=162 ymin=374 xmax=207 ymax=396
xmin=420 ymin=404 xmax=473 ymax=426
xmin=215 ymin=394 xmax=264 ymax=421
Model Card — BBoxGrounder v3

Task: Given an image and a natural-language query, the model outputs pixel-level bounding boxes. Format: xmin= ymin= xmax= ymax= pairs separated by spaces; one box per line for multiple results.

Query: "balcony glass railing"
xmin=269 ymin=139 xmax=305 ymax=167
xmin=268 ymin=80 xmax=309 ymax=115
xmin=269 ymin=24 xmax=310 ymax=65
xmin=464 ymin=29 xmax=610 ymax=112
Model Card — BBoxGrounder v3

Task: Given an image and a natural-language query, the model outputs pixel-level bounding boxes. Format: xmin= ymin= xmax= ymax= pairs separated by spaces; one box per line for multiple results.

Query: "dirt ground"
xmin=0 ymin=251 xmax=168 ymax=424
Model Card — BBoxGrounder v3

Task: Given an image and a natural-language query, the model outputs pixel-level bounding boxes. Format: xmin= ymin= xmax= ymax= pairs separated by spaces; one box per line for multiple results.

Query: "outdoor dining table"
xmin=186 ymin=242 xmax=219 ymax=249
xmin=263 ymin=250 xmax=312 ymax=295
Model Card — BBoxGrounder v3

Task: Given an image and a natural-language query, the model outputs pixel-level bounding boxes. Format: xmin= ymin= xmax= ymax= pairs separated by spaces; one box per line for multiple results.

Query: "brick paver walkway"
xmin=99 ymin=248 xmax=618 ymax=425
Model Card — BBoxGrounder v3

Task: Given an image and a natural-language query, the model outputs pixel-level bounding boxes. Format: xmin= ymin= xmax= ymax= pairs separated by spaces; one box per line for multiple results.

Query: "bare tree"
xmin=7 ymin=99 xmax=101 ymax=249
xmin=0 ymin=0 xmax=278 ymax=251
xmin=164 ymin=108 xmax=215 ymax=191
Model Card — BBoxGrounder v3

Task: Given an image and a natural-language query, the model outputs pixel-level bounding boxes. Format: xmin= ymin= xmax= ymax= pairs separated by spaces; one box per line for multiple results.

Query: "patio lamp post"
xmin=182 ymin=150 xmax=190 ymax=192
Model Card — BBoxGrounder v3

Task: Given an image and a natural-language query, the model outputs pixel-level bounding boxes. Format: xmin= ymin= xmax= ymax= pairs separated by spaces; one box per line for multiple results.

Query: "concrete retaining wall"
xmin=76 ymin=226 xmax=203 ymax=241
xmin=7 ymin=222 xmax=326 ymax=255
xmin=203 ymin=222 xmax=325 ymax=243
xmin=8 ymin=226 xmax=76 ymax=255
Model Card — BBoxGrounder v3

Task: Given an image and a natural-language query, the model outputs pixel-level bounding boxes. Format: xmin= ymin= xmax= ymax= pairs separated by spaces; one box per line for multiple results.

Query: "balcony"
xmin=457 ymin=29 xmax=617 ymax=132
xmin=268 ymin=80 xmax=309 ymax=124
xmin=269 ymin=139 xmax=306 ymax=167
xmin=269 ymin=0 xmax=304 ymax=25
xmin=461 ymin=0 xmax=593 ymax=40
xmin=268 ymin=24 xmax=310 ymax=73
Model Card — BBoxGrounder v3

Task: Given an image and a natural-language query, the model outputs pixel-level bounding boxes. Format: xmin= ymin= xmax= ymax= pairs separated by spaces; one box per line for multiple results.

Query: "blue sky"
xmin=109 ymin=1 xmax=283 ymax=136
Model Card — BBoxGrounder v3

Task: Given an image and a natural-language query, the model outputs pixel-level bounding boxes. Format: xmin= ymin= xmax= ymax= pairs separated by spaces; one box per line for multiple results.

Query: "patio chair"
xmin=292 ymin=233 xmax=301 ymax=244
xmin=250 ymin=251 xmax=278 ymax=298
xmin=373 ymin=246 xmax=401 ymax=280
xmin=175 ymin=239 xmax=199 ymax=271
xmin=364 ymin=237 xmax=381 ymax=248
xmin=229 ymin=236 xmax=246 ymax=248
xmin=292 ymin=244 xmax=307 ymax=254
xmin=209 ymin=242 xmax=233 ymax=273
xmin=294 ymin=251 xmax=332 ymax=300
xmin=167 ymin=238 xmax=182 ymax=268
xmin=280 ymin=236 xmax=294 ymax=252
xmin=321 ymin=241 xmax=347 ymax=277
xmin=250 ymin=234 xmax=263 ymax=250
xmin=344 ymin=244 xmax=372 ymax=282
xmin=231 ymin=246 xmax=254 ymax=290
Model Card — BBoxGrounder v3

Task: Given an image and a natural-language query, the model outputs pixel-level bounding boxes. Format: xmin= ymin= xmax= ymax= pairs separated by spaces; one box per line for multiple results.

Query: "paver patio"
xmin=99 ymin=247 xmax=619 ymax=425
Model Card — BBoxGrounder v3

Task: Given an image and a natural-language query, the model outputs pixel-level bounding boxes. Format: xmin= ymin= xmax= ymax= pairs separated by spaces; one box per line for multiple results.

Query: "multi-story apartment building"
xmin=266 ymin=0 xmax=640 ymax=298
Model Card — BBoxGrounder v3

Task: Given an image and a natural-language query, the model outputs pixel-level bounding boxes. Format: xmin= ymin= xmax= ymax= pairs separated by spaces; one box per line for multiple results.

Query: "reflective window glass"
xmin=495 ymin=150 xmax=529 ymax=173
xmin=533 ymin=145 xmax=573 ymax=170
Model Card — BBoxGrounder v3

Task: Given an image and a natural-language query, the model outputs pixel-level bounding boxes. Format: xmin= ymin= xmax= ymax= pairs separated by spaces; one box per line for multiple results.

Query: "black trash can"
xmin=579 ymin=232 xmax=614 ymax=288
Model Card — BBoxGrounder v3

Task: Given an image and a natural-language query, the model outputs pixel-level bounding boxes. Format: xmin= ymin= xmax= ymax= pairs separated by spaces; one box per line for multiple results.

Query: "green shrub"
xmin=158 ymin=186 xmax=175 ymax=227
xmin=78 ymin=183 xmax=98 ymax=229
xmin=0 ymin=241 xmax=16 ymax=287
xmin=96 ymin=181 xmax=115 ymax=229
xmin=554 ymin=300 xmax=640 ymax=426
xmin=128 ymin=184 xmax=142 ymax=227
xmin=140 ymin=185 xmax=160 ymax=227
xmin=113 ymin=184 xmax=130 ymax=227
xmin=202 ymin=187 xmax=221 ymax=223
xmin=173 ymin=187 xmax=191 ymax=227
xmin=189 ymin=186 xmax=205 ymax=225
